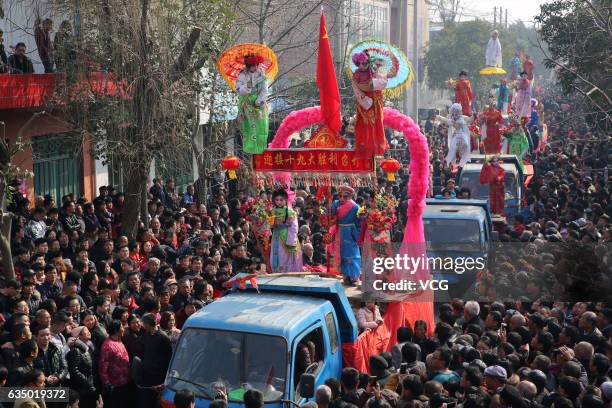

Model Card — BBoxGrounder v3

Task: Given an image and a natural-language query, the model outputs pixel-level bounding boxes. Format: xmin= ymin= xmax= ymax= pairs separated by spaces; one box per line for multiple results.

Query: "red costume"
xmin=353 ymin=74 xmax=388 ymax=157
xmin=480 ymin=161 xmax=505 ymax=215
xmin=454 ymin=79 xmax=474 ymax=116
xmin=523 ymin=58 xmax=534 ymax=80
xmin=482 ymin=107 xmax=504 ymax=154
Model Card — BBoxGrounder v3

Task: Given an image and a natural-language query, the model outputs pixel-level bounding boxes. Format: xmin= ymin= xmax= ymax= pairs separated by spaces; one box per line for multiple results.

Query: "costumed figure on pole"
xmin=351 ymin=51 xmax=389 ymax=157
xmin=485 ymin=30 xmax=503 ymax=68
xmin=497 ymin=79 xmax=509 ymax=114
xmin=270 ymin=189 xmax=302 ymax=273
xmin=514 ymin=71 xmax=533 ymax=118
xmin=509 ymin=51 xmax=522 ymax=80
xmin=437 ymin=103 xmax=472 ymax=168
xmin=217 ymin=43 xmax=278 ymax=154
xmin=523 ymin=54 xmax=534 ymax=81
xmin=527 ymin=99 xmax=541 ymax=151
xmin=479 ymin=156 xmax=506 ymax=216
xmin=469 ymin=115 xmax=481 ymax=154
xmin=480 ymin=101 xmax=504 ymax=155
xmin=236 ymin=54 xmax=269 ymax=154
xmin=448 ymin=70 xmax=474 ymax=116
xmin=330 ymin=185 xmax=362 ymax=286
xmin=502 ymin=115 xmax=529 ymax=161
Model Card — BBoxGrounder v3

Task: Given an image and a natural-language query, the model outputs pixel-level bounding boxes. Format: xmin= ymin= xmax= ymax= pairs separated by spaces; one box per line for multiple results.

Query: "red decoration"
xmin=222 ymin=155 xmax=241 ymax=179
xmin=253 ymin=150 xmax=373 ymax=173
xmin=380 ymin=158 xmax=400 ymax=181
xmin=317 ymin=10 xmax=342 ymax=133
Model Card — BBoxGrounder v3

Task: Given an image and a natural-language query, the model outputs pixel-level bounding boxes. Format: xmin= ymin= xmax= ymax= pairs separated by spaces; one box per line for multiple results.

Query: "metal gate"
xmin=32 ymin=133 xmax=82 ymax=202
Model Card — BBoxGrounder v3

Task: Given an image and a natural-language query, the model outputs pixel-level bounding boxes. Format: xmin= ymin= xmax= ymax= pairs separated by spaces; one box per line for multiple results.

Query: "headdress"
xmin=337 ymin=184 xmax=355 ymax=196
xmin=352 ymin=51 xmax=369 ymax=66
xmin=520 ymin=71 xmax=528 ymax=76
xmin=459 ymin=70 xmax=468 ymax=77
xmin=242 ymin=53 xmax=264 ymax=67
xmin=272 ymin=188 xmax=289 ymax=200
xmin=530 ymin=98 xmax=538 ymax=107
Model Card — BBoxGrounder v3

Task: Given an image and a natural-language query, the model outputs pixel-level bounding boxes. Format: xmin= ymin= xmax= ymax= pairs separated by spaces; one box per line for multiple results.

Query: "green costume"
xmin=236 ymin=68 xmax=269 ymax=154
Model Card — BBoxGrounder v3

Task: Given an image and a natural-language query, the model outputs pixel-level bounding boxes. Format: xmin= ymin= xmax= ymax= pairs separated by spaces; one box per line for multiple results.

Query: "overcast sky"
xmin=456 ymin=0 xmax=549 ymax=26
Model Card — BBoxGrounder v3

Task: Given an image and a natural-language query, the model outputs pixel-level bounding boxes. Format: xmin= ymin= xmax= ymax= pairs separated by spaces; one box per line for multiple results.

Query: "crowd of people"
xmin=0 ymin=59 xmax=609 ymax=408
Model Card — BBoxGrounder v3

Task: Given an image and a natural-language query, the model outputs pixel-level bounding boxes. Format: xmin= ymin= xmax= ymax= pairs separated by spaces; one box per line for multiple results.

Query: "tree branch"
xmin=170 ymin=26 xmax=203 ymax=82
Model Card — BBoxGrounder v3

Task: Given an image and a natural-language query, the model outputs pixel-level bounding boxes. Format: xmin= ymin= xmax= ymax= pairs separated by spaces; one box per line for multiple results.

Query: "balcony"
xmin=0 ymin=72 xmax=127 ymax=110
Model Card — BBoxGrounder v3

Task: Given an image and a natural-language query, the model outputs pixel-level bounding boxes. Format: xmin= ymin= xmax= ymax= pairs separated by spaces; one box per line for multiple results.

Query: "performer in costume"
xmin=236 ymin=54 xmax=269 ymax=154
xmin=480 ymin=102 xmax=504 ymax=155
xmin=269 ymin=189 xmax=302 ymax=273
xmin=451 ymin=70 xmax=474 ymax=116
xmin=509 ymin=51 xmax=522 ymax=80
xmin=485 ymin=30 xmax=502 ymax=68
xmin=469 ymin=115 xmax=481 ymax=154
xmin=437 ymin=103 xmax=472 ymax=168
xmin=503 ymin=115 xmax=529 ymax=161
xmin=352 ymin=51 xmax=388 ymax=158
xmin=527 ymin=99 xmax=541 ymax=151
xmin=523 ymin=54 xmax=534 ymax=81
xmin=331 ymin=185 xmax=361 ymax=286
xmin=479 ymin=156 xmax=506 ymax=216
xmin=497 ymin=79 xmax=509 ymax=114
xmin=514 ymin=71 xmax=532 ymax=118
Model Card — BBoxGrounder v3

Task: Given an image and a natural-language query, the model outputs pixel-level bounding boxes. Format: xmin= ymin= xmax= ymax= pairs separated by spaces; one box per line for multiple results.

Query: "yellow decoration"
xmin=479 ymin=66 xmax=507 ymax=75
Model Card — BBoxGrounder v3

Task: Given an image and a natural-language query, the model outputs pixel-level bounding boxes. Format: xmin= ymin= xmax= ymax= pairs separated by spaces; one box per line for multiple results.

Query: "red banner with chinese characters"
xmin=253 ymin=149 xmax=373 ymax=173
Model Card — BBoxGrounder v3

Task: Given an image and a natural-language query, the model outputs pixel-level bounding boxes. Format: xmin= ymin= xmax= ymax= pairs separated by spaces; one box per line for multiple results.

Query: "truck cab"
xmin=422 ymin=199 xmax=492 ymax=297
xmin=457 ymin=155 xmax=525 ymax=219
xmin=160 ymin=275 xmax=358 ymax=408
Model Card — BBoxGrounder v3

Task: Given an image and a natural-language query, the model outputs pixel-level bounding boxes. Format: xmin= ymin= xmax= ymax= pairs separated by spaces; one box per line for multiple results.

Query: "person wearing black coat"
xmin=66 ymin=328 xmax=98 ymax=408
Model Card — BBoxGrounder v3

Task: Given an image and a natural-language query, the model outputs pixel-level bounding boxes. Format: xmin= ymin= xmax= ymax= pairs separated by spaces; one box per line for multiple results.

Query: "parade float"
xmin=217 ymin=9 xmax=436 ymax=358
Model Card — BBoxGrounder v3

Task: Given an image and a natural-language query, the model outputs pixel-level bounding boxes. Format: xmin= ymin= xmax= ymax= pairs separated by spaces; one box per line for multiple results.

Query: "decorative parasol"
xmin=217 ymin=43 xmax=278 ymax=91
xmin=347 ymin=39 xmax=413 ymax=98
xmin=479 ymin=66 xmax=507 ymax=75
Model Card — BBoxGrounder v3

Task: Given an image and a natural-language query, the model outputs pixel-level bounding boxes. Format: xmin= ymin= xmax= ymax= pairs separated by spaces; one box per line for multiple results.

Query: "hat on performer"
xmin=272 ymin=188 xmax=289 ymax=200
xmin=459 ymin=70 xmax=468 ymax=77
xmin=337 ymin=184 xmax=355 ymax=196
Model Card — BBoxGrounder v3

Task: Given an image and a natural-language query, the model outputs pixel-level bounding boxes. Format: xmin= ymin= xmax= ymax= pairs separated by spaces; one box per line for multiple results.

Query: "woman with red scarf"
xmin=481 ymin=102 xmax=504 ymax=154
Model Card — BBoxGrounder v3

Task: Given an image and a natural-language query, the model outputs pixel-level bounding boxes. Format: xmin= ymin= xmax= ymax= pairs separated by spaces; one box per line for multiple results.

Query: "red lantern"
xmin=222 ymin=155 xmax=241 ymax=180
xmin=380 ymin=158 xmax=400 ymax=181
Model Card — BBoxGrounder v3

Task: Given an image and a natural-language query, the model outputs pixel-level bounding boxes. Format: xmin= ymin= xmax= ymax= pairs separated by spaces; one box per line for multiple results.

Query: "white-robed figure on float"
xmin=437 ymin=103 xmax=473 ymax=168
xmin=485 ymin=30 xmax=503 ymax=68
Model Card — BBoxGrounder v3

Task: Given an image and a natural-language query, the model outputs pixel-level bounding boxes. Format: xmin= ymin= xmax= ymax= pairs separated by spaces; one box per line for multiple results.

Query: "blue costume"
xmin=497 ymin=83 xmax=509 ymax=111
xmin=331 ymin=200 xmax=362 ymax=281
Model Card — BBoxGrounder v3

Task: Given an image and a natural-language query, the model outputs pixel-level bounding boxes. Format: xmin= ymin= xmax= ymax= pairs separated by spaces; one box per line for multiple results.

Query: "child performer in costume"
xmin=450 ymin=70 xmax=474 ymax=116
xmin=514 ymin=71 xmax=532 ymax=118
xmin=503 ymin=115 xmax=529 ymax=161
xmin=352 ymin=51 xmax=389 ymax=158
xmin=236 ymin=54 xmax=269 ymax=154
xmin=479 ymin=156 xmax=506 ymax=216
xmin=497 ymin=79 xmax=509 ymax=114
xmin=509 ymin=51 xmax=522 ymax=81
xmin=485 ymin=30 xmax=503 ymax=68
xmin=480 ymin=102 xmax=504 ymax=155
xmin=331 ymin=185 xmax=361 ymax=286
xmin=523 ymin=54 xmax=534 ymax=81
xmin=437 ymin=103 xmax=472 ymax=168
xmin=270 ymin=189 xmax=302 ymax=273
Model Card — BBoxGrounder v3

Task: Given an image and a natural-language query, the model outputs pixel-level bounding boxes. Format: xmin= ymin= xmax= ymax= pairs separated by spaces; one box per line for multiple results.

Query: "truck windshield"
xmin=459 ymin=170 xmax=518 ymax=200
xmin=166 ymin=328 xmax=287 ymax=402
xmin=424 ymin=218 xmax=482 ymax=252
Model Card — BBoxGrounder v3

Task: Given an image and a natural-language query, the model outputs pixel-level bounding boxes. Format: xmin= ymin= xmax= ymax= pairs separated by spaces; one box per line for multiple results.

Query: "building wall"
xmin=0 ymin=110 xmax=97 ymax=203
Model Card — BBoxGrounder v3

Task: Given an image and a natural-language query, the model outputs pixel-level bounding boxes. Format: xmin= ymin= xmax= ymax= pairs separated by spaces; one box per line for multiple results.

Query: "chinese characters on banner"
xmin=253 ymin=149 xmax=374 ymax=173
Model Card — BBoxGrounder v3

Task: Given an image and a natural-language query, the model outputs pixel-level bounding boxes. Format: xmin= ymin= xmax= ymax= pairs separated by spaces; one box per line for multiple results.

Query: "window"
xmin=293 ymin=326 xmax=325 ymax=393
xmin=325 ymin=313 xmax=339 ymax=353
xmin=348 ymin=0 xmax=389 ymax=45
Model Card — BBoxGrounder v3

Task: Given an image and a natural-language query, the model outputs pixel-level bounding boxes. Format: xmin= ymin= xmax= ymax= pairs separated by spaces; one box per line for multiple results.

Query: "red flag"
xmin=317 ymin=10 xmax=342 ymax=133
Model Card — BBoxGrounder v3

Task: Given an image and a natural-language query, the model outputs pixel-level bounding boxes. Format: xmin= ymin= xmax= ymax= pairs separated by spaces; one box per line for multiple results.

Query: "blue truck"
xmin=456 ymin=155 xmax=526 ymax=219
xmin=422 ymin=199 xmax=492 ymax=298
xmin=159 ymin=275 xmax=359 ymax=408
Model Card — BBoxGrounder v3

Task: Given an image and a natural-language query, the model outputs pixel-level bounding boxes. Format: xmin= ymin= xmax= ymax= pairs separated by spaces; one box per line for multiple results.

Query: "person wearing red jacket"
xmin=452 ymin=70 xmax=475 ymax=116
xmin=480 ymin=157 xmax=506 ymax=215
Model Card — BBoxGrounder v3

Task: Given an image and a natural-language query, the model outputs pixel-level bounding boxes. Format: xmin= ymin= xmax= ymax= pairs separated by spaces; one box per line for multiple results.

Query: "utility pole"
xmin=505 ymin=9 xmax=508 ymax=29
xmin=493 ymin=6 xmax=496 ymax=27
xmin=412 ymin=0 xmax=419 ymax=121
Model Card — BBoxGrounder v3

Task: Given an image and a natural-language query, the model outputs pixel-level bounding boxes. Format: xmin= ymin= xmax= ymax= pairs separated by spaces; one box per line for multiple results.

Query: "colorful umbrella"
xmin=217 ymin=43 xmax=278 ymax=91
xmin=479 ymin=66 xmax=507 ymax=75
xmin=347 ymin=40 xmax=413 ymax=98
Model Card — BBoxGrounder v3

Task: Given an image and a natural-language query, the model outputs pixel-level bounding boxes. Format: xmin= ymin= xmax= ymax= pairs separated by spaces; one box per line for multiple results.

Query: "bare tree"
xmin=426 ymin=0 xmax=463 ymax=25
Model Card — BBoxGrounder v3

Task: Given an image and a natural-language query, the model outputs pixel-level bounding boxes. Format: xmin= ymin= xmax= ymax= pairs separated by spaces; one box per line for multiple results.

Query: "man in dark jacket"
xmin=8 ymin=43 xmax=34 ymax=74
xmin=66 ymin=326 xmax=97 ymax=407
xmin=33 ymin=325 xmax=67 ymax=386
xmin=141 ymin=313 xmax=173 ymax=386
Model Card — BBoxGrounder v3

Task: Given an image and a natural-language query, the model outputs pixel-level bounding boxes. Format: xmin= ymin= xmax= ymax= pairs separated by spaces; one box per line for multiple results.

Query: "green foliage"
xmin=425 ymin=20 xmax=546 ymax=94
xmin=535 ymin=0 xmax=611 ymax=122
